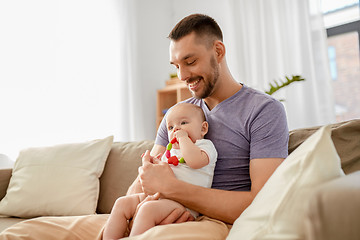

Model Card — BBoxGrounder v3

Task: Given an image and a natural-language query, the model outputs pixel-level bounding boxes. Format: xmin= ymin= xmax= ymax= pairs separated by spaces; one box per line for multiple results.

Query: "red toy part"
xmin=167 ymin=156 xmax=179 ymax=166
xmin=165 ymin=150 xmax=171 ymax=159
xmin=170 ymin=137 xmax=178 ymax=144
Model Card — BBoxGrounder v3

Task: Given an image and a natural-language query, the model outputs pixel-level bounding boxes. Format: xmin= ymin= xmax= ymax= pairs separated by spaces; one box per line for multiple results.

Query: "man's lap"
xmin=0 ymin=215 xmax=230 ymax=240
xmin=125 ymin=216 xmax=230 ymax=240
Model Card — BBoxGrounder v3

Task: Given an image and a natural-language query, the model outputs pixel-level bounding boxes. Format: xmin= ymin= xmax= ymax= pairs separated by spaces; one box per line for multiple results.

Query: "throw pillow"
xmin=0 ymin=136 xmax=113 ymax=218
xmin=227 ymin=125 xmax=345 ymax=240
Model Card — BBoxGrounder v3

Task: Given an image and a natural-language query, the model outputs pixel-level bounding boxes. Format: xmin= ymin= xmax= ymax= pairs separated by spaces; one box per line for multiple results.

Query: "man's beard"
xmin=192 ymin=56 xmax=219 ymax=99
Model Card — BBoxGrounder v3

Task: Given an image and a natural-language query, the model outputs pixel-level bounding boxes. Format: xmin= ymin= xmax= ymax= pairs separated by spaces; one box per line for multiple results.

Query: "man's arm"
xmin=139 ymin=157 xmax=284 ymax=224
xmin=126 ymin=144 xmax=166 ymax=196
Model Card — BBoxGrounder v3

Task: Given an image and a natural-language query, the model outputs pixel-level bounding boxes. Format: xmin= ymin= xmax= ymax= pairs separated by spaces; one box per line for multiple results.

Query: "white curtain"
xmin=225 ymin=0 xmax=335 ymax=130
xmin=0 ymin=0 xmax=128 ymax=160
xmin=117 ymin=0 xmax=146 ymax=141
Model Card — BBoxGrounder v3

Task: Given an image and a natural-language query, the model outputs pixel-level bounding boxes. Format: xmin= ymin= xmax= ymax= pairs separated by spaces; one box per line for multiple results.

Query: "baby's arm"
xmin=175 ymin=130 xmax=209 ymax=169
xmin=130 ymin=199 xmax=187 ymax=237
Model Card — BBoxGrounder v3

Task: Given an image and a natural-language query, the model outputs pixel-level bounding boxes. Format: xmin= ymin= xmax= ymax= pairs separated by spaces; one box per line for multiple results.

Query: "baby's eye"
xmin=181 ymin=121 xmax=188 ymax=125
xmin=168 ymin=126 xmax=174 ymax=130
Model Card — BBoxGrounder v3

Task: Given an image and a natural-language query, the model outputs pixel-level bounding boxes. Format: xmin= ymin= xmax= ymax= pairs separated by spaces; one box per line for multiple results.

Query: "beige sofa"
xmin=0 ymin=120 xmax=359 ymax=239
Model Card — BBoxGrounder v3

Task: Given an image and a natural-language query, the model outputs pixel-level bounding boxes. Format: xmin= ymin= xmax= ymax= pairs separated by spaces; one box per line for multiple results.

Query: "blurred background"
xmin=0 ymin=0 xmax=359 ymax=163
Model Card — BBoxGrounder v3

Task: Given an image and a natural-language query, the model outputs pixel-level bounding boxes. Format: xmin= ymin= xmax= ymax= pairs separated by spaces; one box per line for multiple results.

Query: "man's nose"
xmin=177 ymin=67 xmax=190 ymax=81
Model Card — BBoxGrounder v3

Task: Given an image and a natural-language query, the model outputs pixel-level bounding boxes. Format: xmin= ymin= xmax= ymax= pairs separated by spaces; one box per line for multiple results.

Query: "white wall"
xmin=0 ymin=0 xmax=124 ymax=160
xmin=132 ymin=0 xmax=174 ymax=140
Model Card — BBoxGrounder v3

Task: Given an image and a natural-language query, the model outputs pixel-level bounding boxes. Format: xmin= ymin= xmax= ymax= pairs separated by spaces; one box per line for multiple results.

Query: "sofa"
xmin=0 ymin=119 xmax=359 ymax=240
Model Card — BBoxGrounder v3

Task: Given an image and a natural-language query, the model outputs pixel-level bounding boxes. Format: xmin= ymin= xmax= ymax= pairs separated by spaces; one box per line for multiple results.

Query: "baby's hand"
xmin=174 ymin=129 xmax=188 ymax=140
xmin=141 ymin=150 xmax=162 ymax=165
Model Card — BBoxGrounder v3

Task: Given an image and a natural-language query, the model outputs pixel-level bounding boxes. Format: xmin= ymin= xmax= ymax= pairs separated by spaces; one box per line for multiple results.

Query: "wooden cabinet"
xmin=156 ymin=78 xmax=192 ymax=129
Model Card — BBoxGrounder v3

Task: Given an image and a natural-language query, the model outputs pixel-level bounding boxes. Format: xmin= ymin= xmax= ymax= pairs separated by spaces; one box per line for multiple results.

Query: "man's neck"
xmin=204 ymin=75 xmax=242 ymax=111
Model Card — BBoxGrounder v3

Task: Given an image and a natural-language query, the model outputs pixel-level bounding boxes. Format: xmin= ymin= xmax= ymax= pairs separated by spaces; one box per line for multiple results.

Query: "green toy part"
xmin=165 ymin=138 xmax=186 ymax=166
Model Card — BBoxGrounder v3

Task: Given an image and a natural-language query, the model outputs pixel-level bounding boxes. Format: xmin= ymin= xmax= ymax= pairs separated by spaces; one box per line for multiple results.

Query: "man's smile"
xmin=187 ymin=78 xmax=201 ymax=91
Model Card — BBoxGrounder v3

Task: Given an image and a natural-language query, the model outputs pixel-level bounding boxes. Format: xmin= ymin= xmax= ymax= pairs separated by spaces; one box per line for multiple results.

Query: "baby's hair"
xmin=172 ymin=103 xmax=206 ymax=122
xmin=191 ymin=104 xmax=206 ymax=122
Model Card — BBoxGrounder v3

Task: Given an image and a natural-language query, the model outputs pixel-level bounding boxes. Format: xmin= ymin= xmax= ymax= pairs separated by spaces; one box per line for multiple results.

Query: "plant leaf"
xmin=265 ymin=75 xmax=305 ymax=95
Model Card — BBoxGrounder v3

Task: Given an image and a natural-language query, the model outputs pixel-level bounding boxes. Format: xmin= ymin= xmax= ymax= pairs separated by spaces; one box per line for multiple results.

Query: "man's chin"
xmin=190 ymin=90 xmax=202 ymax=99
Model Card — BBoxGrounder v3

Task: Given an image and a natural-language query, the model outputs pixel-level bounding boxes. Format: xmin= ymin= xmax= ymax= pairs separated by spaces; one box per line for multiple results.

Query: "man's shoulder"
xmin=221 ymin=84 xmax=281 ymax=114
xmin=182 ymin=97 xmax=201 ymax=105
xmin=240 ymin=84 xmax=277 ymax=104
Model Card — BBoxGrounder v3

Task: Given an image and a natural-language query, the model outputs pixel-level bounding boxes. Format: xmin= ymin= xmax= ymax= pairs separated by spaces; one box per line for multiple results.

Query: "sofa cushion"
xmin=0 ymin=136 xmax=113 ymax=218
xmin=304 ymin=171 xmax=360 ymax=240
xmin=0 ymin=168 xmax=12 ymax=201
xmin=0 ymin=217 xmax=25 ymax=234
xmin=227 ymin=125 xmax=345 ymax=239
xmin=0 ymin=214 xmax=108 ymax=239
xmin=289 ymin=119 xmax=360 ymax=174
xmin=97 ymin=140 xmax=154 ymax=214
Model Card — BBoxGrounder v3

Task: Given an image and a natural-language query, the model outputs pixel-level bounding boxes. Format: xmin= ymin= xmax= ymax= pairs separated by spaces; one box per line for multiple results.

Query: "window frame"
xmin=326 ymin=20 xmax=360 ymax=53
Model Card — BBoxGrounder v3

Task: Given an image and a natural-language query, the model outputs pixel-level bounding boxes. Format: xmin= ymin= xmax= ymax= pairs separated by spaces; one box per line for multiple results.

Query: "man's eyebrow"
xmin=182 ymin=53 xmax=195 ymax=60
xmin=170 ymin=54 xmax=195 ymax=65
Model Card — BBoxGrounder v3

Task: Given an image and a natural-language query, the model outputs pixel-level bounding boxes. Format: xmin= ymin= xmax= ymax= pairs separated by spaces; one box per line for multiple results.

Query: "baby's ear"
xmin=201 ymin=121 xmax=209 ymax=137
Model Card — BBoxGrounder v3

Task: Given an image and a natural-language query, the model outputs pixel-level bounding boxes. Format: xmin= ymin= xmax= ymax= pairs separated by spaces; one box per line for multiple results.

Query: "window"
xmin=327 ymin=46 xmax=338 ymax=80
xmin=322 ymin=0 xmax=360 ymax=122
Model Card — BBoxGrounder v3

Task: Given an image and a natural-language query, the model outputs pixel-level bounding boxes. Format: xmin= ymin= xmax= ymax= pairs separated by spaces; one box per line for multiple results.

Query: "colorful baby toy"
xmin=165 ymin=137 xmax=185 ymax=166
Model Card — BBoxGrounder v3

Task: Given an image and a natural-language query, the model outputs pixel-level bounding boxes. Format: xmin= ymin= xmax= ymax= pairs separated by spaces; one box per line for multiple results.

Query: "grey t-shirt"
xmin=155 ymin=84 xmax=289 ymax=191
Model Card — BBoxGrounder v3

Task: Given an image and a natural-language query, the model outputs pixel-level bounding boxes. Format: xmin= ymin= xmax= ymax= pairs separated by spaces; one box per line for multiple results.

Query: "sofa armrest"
xmin=304 ymin=171 xmax=360 ymax=240
xmin=0 ymin=168 xmax=12 ymax=200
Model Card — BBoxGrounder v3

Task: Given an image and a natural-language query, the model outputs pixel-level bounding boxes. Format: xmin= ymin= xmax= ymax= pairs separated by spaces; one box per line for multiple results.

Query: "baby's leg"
xmin=102 ymin=193 xmax=146 ymax=240
xmin=130 ymin=199 xmax=187 ymax=237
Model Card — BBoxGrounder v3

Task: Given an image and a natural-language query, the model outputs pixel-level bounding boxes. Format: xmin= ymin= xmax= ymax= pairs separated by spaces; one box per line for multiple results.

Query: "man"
xmin=127 ymin=13 xmax=288 ymax=238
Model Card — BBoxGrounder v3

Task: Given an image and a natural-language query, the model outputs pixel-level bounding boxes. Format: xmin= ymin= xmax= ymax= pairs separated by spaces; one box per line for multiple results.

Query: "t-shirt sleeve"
xmin=155 ymin=116 xmax=169 ymax=147
xmin=196 ymin=139 xmax=218 ymax=165
xmin=249 ymin=99 xmax=289 ymax=160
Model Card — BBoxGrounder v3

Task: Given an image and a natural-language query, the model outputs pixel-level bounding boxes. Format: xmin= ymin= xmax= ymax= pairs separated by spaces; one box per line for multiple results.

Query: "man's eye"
xmin=187 ymin=60 xmax=196 ymax=65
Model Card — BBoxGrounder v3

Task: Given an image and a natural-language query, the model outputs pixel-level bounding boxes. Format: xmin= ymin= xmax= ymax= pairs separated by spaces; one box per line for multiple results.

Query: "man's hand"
xmin=159 ymin=208 xmax=195 ymax=225
xmin=135 ymin=192 xmax=194 ymax=225
xmin=129 ymin=192 xmax=194 ymax=230
xmin=139 ymin=150 xmax=177 ymax=196
xmin=138 ymin=152 xmax=195 ymax=225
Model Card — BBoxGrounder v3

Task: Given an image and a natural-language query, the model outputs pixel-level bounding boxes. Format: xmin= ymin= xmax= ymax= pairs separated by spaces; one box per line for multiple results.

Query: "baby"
xmin=102 ymin=103 xmax=217 ymax=239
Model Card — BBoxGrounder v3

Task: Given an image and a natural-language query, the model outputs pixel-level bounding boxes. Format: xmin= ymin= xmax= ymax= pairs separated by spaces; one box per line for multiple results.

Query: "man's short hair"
xmin=168 ymin=14 xmax=223 ymax=45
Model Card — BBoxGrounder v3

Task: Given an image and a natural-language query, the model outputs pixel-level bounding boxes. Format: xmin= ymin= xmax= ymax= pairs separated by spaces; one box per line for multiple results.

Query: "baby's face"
xmin=166 ymin=104 xmax=205 ymax=146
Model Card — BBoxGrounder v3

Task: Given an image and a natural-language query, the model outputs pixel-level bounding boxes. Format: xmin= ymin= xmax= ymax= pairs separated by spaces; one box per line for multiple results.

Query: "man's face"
xmin=169 ymin=32 xmax=219 ymax=99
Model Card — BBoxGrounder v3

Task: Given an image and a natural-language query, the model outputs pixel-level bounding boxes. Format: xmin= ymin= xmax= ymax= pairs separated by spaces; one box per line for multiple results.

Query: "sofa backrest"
xmin=97 ymin=140 xmax=154 ymax=214
xmin=289 ymin=119 xmax=360 ymax=174
xmin=96 ymin=119 xmax=360 ymax=214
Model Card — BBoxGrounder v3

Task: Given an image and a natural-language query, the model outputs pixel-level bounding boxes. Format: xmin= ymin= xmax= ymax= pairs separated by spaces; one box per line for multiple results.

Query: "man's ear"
xmin=214 ymin=40 xmax=225 ymax=61
xmin=201 ymin=121 xmax=209 ymax=137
